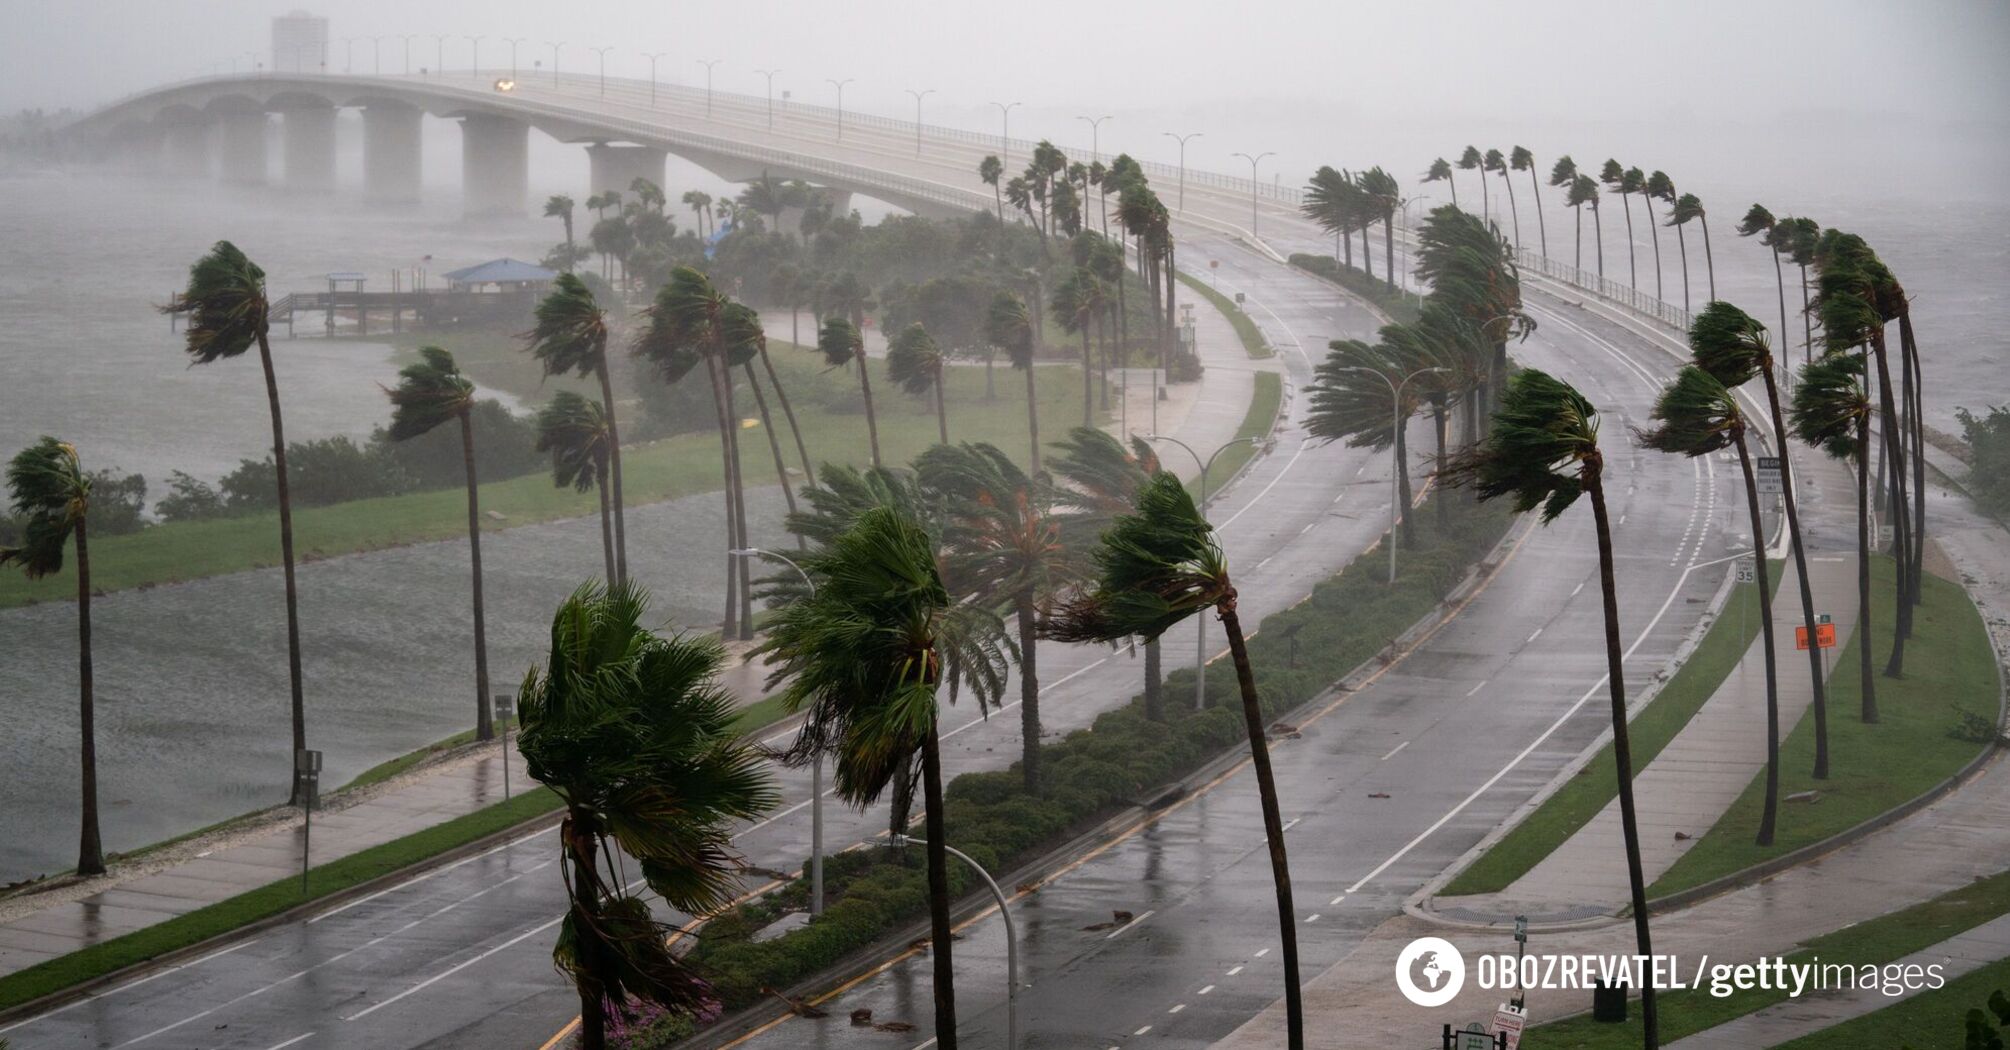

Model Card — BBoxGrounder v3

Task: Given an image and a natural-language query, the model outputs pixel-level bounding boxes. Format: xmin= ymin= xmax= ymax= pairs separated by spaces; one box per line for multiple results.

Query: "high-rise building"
xmin=271 ymin=10 xmax=328 ymax=74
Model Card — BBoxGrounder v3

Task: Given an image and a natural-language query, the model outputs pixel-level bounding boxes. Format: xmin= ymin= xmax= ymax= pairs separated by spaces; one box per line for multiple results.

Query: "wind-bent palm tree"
xmin=1424 ymin=156 xmax=1458 ymax=209
xmin=1690 ymin=302 xmax=1829 ymax=777
xmin=1459 ymin=145 xmax=1487 ymax=220
xmin=1570 ymin=174 xmax=1604 ymax=279
xmin=1046 ymin=426 xmax=1167 ymax=717
xmin=1737 ymin=205 xmax=1793 ymax=385
xmin=2 ymin=437 xmax=106 ymax=875
xmin=1626 ymin=167 xmax=1659 ymax=297
xmin=888 ymin=322 xmax=951 ymax=445
xmin=985 ymin=290 xmax=1039 ymax=473
xmin=1600 ymin=160 xmax=1638 ymax=289
xmin=528 ymin=273 xmax=628 ymax=583
xmin=1442 ymin=368 xmax=1661 ymax=1050
xmin=1549 ymin=155 xmax=1580 ymax=267
xmin=919 ymin=442 xmax=1083 ymax=794
xmin=1645 ymin=172 xmax=1686 ymax=311
xmin=637 ymin=267 xmax=765 ymax=639
xmin=1308 ymin=338 xmax=1425 ymax=548
xmin=518 ymin=582 xmax=777 ymax=1050
xmin=816 ymin=316 xmax=883 ymax=468
xmin=680 ymin=190 xmax=713 ymax=240
xmin=544 ymin=194 xmax=576 ymax=271
xmin=1304 ymin=165 xmax=1365 ymax=270
xmin=1669 ymin=193 xmax=1714 ymax=300
xmin=1358 ymin=166 xmax=1403 ymax=288
xmin=1640 ymin=366 xmax=1782 ymax=844
xmin=1792 ymin=352 xmax=1877 ymax=722
xmin=1779 ymin=217 xmax=1821 ymax=364
xmin=164 ymin=242 xmax=309 ymax=798
xmin=1485 ymin=149 xmax=1519 ymax=251
xmin=1511 ymin=146 xmax=1546 ymax=257
xmin=1053 ymin=269 xmax=1103 ymax=427
xmin=1044 ymin=473 xmax=1306 ymax=1050
xmin=762 ymin=507 xmax=1013 ymax=1050
xmin=384 ymin=347 xmax=495 ymax=741
xmin=536 ymin=392 xmax=619 ymax=584
xmin=979 ymin=154 xmax=1006 ymax=227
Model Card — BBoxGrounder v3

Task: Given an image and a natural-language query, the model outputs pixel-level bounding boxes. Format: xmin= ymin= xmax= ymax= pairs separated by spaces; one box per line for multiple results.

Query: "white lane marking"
xmin=1526 ymin=627 xmax=1544 ymax=644
xmin=1465 ymin=680 xmax=1487 ymax=697
xmin=309 ymin=826 xmax=550 ymax=924
xmin=1355 ymin=464 xmax=1367 ymax=477
xmin=343 ymin=914 xmax=565 ymax=1020
xmin=1256 ymin=555 xmax=1274 ymax=570
xmin=1572 ymin=581 xmax=1586 ymax=597
xmin=1298 ymin=521 xmax=1316 ymax=535
xmin=1254 ymin=948 xmax=1271 ymax=958
xmin=1216 ymin=441 xmax=1312 ymax=530
xmin=1305 ymin=914 xmax=1321 ymax=924
xmin=1329 ymin=894 xmax=1347 ymax=906
xmin=1198 ymin=985 xmax=1216 ymax=995
xmin=1135 ymin=1025 xmax=1154 ymax=1036
xmin=1105 ymin=909 xmax=1155 ymax=940
xmin=1282 ymin=817 xmax=1301 ymax=832
xmin=1380 ymin=741 xmax=1410 ymax=761
xmin=0 ymin=941 xmax=258 ymax=1036
xmin=1169 ymin=1003 xmax=1187 ymax=1014
xmin=264 ymin=1035 xmax=316 ymax=1050
xmin=1227 ymin=965 xmax=1245 ymax=976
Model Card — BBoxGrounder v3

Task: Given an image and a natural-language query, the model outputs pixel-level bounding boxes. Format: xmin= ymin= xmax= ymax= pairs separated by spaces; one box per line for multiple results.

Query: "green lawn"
xmin=1648 ymin=557 xmax=1999 ymax=897
xmin=1442 ymin=566 xmax=1782 ymax=896
xmin=1177 ymin=270 xmax=1272 ymax=359
xmin=1527 ymin=867 xmax=2010 ymax=1048
xmin=1771 ymin=957 xmax=2010 ymax=1050
xmin=0 ymin=343 xmax=1091 ymax=608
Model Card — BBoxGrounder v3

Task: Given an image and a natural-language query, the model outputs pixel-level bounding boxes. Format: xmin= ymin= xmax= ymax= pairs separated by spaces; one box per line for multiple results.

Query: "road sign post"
xmin=1756 ymin=456 xmax=1783 ymax=496
xmin=295 ymin=748 xmax=322 ymax=893
xmin=493 ymin=693 xmax=515 ymax=800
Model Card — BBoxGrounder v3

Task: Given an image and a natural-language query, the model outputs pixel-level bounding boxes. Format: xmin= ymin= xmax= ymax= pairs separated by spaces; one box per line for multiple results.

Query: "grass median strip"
xmin=1187 ymin=371 xmax=1284 ymax=502
xmin=1770 ymin=955 xmax=2010 ymax=1050
xmin=1178 ymin=270 xmax=1272 ymax=359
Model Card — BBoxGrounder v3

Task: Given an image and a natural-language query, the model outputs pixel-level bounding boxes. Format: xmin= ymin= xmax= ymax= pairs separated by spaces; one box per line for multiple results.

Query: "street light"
xmin=501 ymin=37 xmax=525 ymax=80
xmin=589 ymin=46 xmax=613 ymax=96
xmin=341 ymin=37 xmax=356 ymax=74
xmin=640 ymin=52 xmax=666 ymax=104
xmin=399 ymin=35 xmax=416 ymax=75
xmin=1164 ymin=131 xmax=1202 ymax=214
xmin=370 ymin=36 xmax=384 ymax=75
xmin=826 ymin=77 xmax=853 ymax=142
xmin=754 ymin=68 xmax=781 ymax=129
xmin=431 ymin=33 xmax=449 ymax=76
xmin=990 ymin=100 xmax=1020 ymax=169
xmin=545 ymin=41 xmax=564 ymax=85
xmin=1231 ymin=151 xmax=1276 ymax=238
xmin=894 ymin=834 xmax=1018 ymax=1049
xmin=697 ymin=59 xmax=722 ymax=116
xmin=464 ymin=35 xmax=483 ymax=79
xmin=1330 ymin=365 xmax=1447 ymax=584
xmin=492 ymin=692 xmax=515 ymax=800
xmin=1077 ymin=114 xmax=1111 ymax=163
xmin=1149 ymin=434 xmax=1260 ymax=709
xmin=904 ymin=88 xmax=934 ymax=157
xmin=729 ymin=547 xmax=825 ymax=918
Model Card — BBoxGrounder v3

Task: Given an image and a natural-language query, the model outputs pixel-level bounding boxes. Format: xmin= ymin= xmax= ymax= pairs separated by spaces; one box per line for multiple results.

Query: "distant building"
xmin=272 ymin=11 xmax=328 ymax=74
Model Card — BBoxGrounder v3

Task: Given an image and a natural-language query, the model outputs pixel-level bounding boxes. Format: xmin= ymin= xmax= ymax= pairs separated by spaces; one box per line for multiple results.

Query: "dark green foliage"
xmin=1441 ymin=368 xmax=1601 ymax=521
xmin=160 ymin=240 xmax=266 ymax=363
xmin=1637 ymin=366 xmax=1742 ymax=458
xmin=383 ymin=346 xmax=474 ymax=442
xmin=1041 ymin=472 xmax=1225 ymax=645
xmin=152 ymin=470 xmax=223 ymax=523
xmin=535 ymin=391 xmax=613 ymax=493
xmin=1957 ymin=405 xmax=2010 ymax=518
xmin=1286 ymin=254 xmax=1421 ymax=323
xmin=0 ymin=437 xmax=88 ymax=577
xmin=1792 ymin=354 xmax=1871 ymax=462
xmin=1688 ymin=301 xmax=1771 ymax=387
xmin=219 ymin=436 xmax=408 ymax=510
xmin=885 ymin=323 xmax=944 ymax=399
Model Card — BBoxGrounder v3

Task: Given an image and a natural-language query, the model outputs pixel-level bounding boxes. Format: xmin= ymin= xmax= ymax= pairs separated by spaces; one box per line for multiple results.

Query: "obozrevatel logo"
xmin=1395 ymin=937 xmax=1466 ymax=1007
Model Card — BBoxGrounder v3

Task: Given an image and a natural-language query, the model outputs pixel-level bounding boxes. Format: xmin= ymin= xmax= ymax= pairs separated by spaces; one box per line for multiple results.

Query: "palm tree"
xmin=1549 ymin=155 xmax=1580 ymax=267
xmin=1 ymin=437 xmax=106 ymax=875
xmin=384 ymin=347 xmax=494 ymax=741
xmin=1792 ymin=352 xmax=1877 ymax=722
xmin=517 ymin=582 xmax=776 ymax=1050
xmin=1570 ymin=174 xmax=1604 ymax=279
xmin=1600 ymin=160 xmax=1637 ymax=289
xmin=977 ymin=154 xmax=1006 ymax=228
xmin=986 ymin=290 xmax=1039 ymax=473
xmin=1640 ymin=366 xmax=1782 ymax=844
xmin=544 ymin=194 xmax=577 ymax=271
xmin=1044 ymin=473 xmax=1306 ymax=1050
xmin=1441 ymin=368 xmax=1660 ymax=1050
xmin=1669 ymin=193 xmax=1714 ymax=300
xmin=1358 ymin=166 xmax=1403 ymax=289
xmin=1485 ymin=149 xmax=1519 ymax=251
xmin=163 ymin=242 xmax=309 ymax=797
xmin=1458 ymin=145 xmax=1487 ymax=220
xmin=1690 ymin=302 xmax=1829 ymax=778
xmin=1424 ymin=156 xmax=1457 ymax=209
xmin=1625 ymin=168 xmax=1659 ymax=297
xmin=535 ymin=392 xmax=619 ymax=584
xmin=681 ymin=190 xmax=713 ymax=240
xmin=636 ymin=267 xmax=765 ymax=640
xmin=528 ymin=273 xmax=628 ymax=583
xmin=1308 ymin=338 xmax=1425 ymax=548
xmin=1304 ymin=165 xmax=1365 ymax=270
xmin=1779 ymin=217 xmax=1822 ymax=365
xmin=888 ymin=322 xmax=951 ymax=445
xmin=1046 ymin=426 xmax=1167 ymax=717
xmin=919 ymin=442 xmax=1083 ymax=794
xmin=1413 ymin=205 xmax=1530 ymax=419
xmin=762 ymin=507 xmax=1013 ymax=1050
xmin=1737 ymin=205 xmax=1792 ymax=386
xmin=1052 ymin=268 xmax=1102 ymax=427
xmin=1511 ymin=146 xmax=1546 ymax=257
xmin=816 ymin=316 xmax=883 ymax=468
xmin=1645 ymin=172 xmax=1686 ymax=312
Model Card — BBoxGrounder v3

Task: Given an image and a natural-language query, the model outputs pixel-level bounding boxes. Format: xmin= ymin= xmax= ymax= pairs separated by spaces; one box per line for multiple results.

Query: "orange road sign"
xmin=1795 ymin=624 xmax=1837 ymax=650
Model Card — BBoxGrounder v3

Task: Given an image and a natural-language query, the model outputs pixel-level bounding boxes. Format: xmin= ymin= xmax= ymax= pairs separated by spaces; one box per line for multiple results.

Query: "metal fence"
xmin=1513 ymin=247 xmax=1692 ymax=333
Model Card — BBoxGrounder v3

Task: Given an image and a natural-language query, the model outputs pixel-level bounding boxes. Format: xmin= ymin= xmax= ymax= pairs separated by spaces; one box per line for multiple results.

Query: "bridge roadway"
xmin=22 ymin=74 xmax=1755 ymax=1050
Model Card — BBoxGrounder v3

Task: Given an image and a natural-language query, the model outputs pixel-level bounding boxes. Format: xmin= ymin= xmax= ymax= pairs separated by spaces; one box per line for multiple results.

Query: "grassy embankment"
xmin=1175 ymin=270 xmax=1272 ymax=359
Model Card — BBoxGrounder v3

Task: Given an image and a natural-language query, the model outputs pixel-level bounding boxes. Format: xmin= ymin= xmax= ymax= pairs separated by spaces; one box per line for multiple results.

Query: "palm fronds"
xmin=162 ymin=240 xmax=267 ymax=364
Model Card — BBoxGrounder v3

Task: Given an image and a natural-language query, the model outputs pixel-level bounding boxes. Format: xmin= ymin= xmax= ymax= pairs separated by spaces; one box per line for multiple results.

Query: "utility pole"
xmin=545 ymin=41 xmax=564 ymax=85
xmin=464 ymin=35 xmax=483 ymax=79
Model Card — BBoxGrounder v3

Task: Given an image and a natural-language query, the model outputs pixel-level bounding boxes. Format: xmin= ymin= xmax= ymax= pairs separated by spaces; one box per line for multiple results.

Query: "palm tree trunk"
xmin=595 ymin=458 xmax=616 ymax=585
xmin=1501 ymin=172 xmax=1521 ymax=252
xmin=1854 ymin=358 xmax=1878 ymax=722
xmin=1644 ymin=196 xmax=1663 ymax=300
xmin=1761 ymin=367 xmax=1830 ymax=779
xmin=856 ymin=360 xmax=883 ymax=469
xmin=1902 ymin=313 xmax=1926 ymax=607
xmin=1593 ymin=205 xmax=1605 ymax=280
xmin=1676 ymin=224 xmax=1691 ymax=315
xmin=459 ymin=413 xmax=494 ymax=742
xmin=1432 ymin=403 xmax=1450 ymax=531
xmin=1621 ymin=194 xmax=1637 ymax=289
xmin=1529 ymin=169 xmax=1548 ymax=257
xmin=567 ymin=821 xmax=607 ymax=1050
xmin=1448 ymin=177 xmax=1458 ymax=209
xmin=1799 ymin=265 xmax=1813 ymax=366
xmin=256 ymin=332 xmax=309 ymax=804
xmin=594 ymin=364 xmax=627 ymax=585
xmin=1080 ymin=325 xmax=1093 ymax=428
xmin=1871 ymin=328 xmax=1913 ymax=671
xmin=920 ymin=720 xmax=958 ymax=1050
xmin=932 ymin=375 xmax=951 ymax=446
xmin=1732 ymin=430 xmax=1781 ymax=845
xmin=705 ymin=357 xmax=739 ymax=638
xmin=724 ymin=365 xmax=755 ymax=641
xmin=743 ymin=363 xmax=798 ymax=521
xmin=758 ymin=342 xmax=813 ymax=487
xmin=1701 ymin=215 xmax=1716 ymax=301
xmin=1024 ymin=357 xmax=1042 ymax=475
xmin=1383 ymin=207 xmax=1397 ymax=292
xmin=1164 ymin=245 xmax=1179 ymax=371
xmin=1115 ymin=266 xmax=1130 ymax=385
xmin=1217 ymin=594 xmax=1303 ymax=1050
xmin=1395 ymin=424 xmax=1416 ymax=549
xmin=1017 ymin=591 xmax=1042 ymax=794
xmin=1585 ymin=469 xmax=1659 ymax=1050
xmin=75 ymin=517 xmax=105 ymax=876
xmin=1360 ymin=222 xmax=1374 ymax=284
xmin=1143 ymin=637 xmax=1163 ymax=721
xmin=1098 ymin=309 xmax=1110 ymax=412
xmin=1574 ymin=206 xmax=1583 ymax=271
xmin=1772 ymin=251 xmax=1790 ymax=389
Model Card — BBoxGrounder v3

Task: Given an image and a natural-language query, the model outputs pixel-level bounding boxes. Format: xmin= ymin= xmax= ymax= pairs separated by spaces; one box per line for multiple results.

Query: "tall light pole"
xmin=826 ymin=77 xmax=853 ymax=142
xmin=754 ymin=68 xmax=781 ymax=129
xmin=464 ymin=35 xmax=483 ymax=78
xmin=589 ymin=46 xmax=613 ymax=96
xmin=341 ymin=37 xmax=356 ymax=74
xmin=728 ymin=547 xmax=825 ymax=918
xmin=370 ymin=36 xmax=384 ymax=75
xmin=640 ymin=51 xmax=666 ymax=104
xmin=1232 ymin=151 xmax=1275 ymax=238
xmin=1077 ymin=114 xmax=1111 ymax=163
xmin=1164 ymin=131 xmax=1201 ymax=214
xmin=1331 ymin=366 xmax=1447 ymax=583
xmin=431 ymin=34 xmax=448 ymax=76
xmin=990 ymin=100 xmax=1020 ymax=169
xmin=1149 ymin=434 xmax=1259 ymax=709
xmin=697 ymin=59 xmax=722 ymax=116
xmin=545 ymin=41 xmax=564 ymax=85
xmin=895 ymin=834 xmax=1019 ymax=1049
xmin=399 ymin=35 xmax=416 ymax=75
xmin=501 ymin=37 xmax=525 ymax=80
xmin=904 ymin=88 xmax=934 ymax=157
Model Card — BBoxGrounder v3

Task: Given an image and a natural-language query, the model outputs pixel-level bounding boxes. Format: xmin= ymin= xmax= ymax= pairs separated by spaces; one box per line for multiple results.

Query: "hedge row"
xmin=684 ymin=492 xmax=1512 ymax=1013
xmin=1288 ymin=253 xmax=1423 ymax=324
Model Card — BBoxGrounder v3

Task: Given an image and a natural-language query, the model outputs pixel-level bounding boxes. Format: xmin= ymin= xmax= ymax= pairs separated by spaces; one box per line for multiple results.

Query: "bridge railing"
xmin=1512 ymin=247 xmax=1693 ymax=332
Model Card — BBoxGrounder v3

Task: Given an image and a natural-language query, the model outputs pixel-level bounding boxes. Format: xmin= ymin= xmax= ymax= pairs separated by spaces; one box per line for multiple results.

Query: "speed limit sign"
xmin=1735 ymin=562 xmax=1757 ymax=585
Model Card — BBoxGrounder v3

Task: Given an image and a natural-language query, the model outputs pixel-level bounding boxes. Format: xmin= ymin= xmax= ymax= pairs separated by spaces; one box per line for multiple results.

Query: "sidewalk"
xmin=1439 ymin=555 xmax=1858 ymax=922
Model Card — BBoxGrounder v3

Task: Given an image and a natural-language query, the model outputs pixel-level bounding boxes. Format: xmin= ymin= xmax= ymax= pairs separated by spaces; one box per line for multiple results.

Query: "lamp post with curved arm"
xmin=640 ymin=51 xmax=665 ymax=104
xmin=430 ymin=34 xmax=448 ymax=76
xmin=730 ymin=546 xmax=825 ymax=917
xmin=894 ymin=832 xmax=1019 ymax=1048
xmin=1232 ymin=150 xmax=1276 ymax=239
xmin=825 ymin=78 xmax=854 ymax=142
xmin=990 ymin=101 xmax=1020 ymax=168
xmin=696 ymin=58 xmax=722 ymax=115
xmin=1330 ymin=365 xmax=1448 ymax=583
xmin=1077 ymin=114 xmax=1111 ymax=163
xmin=1149 ymin=434 xmax=1260 ymax=709
xmin=1163 ymin=131 xmax=1201 ymax=214
xmin=464 ymin=35 xmax=483 ymax=79
xmin=501 ymin=37 xmax=525 ymax=80
xmin=544 ymin=41 xmax=563 ymax=84
xmin=588 ymin=46 xmax=613 ymax=96
xmin=754 ymin=68 xmax=781 ymax=128
xmin=905 ymin=88 xmax=934 ymax=157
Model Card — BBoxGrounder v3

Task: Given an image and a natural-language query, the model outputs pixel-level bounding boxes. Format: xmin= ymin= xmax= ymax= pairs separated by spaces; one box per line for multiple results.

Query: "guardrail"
xmin=1513 ymin=247 xmax=1693 ymax=332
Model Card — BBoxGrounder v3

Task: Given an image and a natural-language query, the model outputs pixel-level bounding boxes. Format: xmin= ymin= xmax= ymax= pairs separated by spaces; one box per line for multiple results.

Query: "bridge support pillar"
xmin=216 ymin=111 xmax=269 ymax=185
xmin=363 ymin=102 xmax=422 ymax=204
xmin=281 ymin=105 xmax=337 ymax=192
xmin=460 ymin=114 xmax=529 ymax=217
xmin=586 ymin=143 xmax=667 ymax=198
